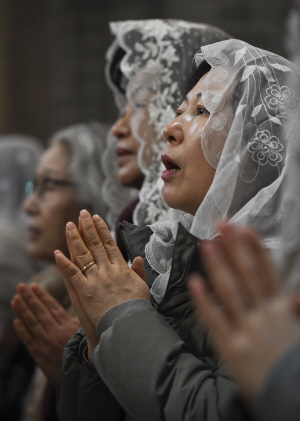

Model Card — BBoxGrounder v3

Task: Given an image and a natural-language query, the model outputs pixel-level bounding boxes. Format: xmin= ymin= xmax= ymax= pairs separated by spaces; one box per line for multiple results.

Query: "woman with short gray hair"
xmin=12 ymin=122 xmax=108 ymax=421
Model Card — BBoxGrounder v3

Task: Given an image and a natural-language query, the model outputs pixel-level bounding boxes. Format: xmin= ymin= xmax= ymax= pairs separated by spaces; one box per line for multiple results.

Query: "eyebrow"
xmin=39 ymin=169 xmax=67 ymax=178
xmin=183 ymin=91 xmax=202 ymax=102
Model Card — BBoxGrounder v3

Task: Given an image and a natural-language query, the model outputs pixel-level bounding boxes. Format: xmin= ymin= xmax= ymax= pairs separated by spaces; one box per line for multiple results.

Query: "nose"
xmin=24 ymin=192 xmax=39 ymax=215
xmin=163 ymin=118 xmax=184 ymax=144
xmin=112 ymin=113 xmax=131 ymax=140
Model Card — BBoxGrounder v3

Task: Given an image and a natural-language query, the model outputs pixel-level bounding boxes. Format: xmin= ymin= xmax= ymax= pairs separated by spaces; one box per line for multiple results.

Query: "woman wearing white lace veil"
xmin=55 ymin=39 xmax=300 ymax=421
xmin=186 ymin=26 xmax=300 ymax=421
xmin=102 ymin=19 xmax=231 ymax=237
xmin=280 ymin=0 xmax=300 ymax=290
xmin=144 ymin=38 xmax=299 ymax=303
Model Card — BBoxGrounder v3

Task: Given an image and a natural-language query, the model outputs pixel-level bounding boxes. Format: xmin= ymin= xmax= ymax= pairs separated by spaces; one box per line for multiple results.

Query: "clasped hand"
xmin=55 ymin=210 xmax=150 ymax=331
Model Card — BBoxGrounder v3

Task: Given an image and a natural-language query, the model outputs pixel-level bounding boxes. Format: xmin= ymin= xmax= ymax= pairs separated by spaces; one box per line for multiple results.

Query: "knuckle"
xmin=76 ymin=249 xmax=92 ymax=261
xmin=28 ymin=318 xmax=39 ymax=330
xmin=50 ymin=302 xmax=61 ymax=312
xmin=35 ymin=306 xmax=47 ymax=317
xmin=22 ymin=334 xmax=35 ymax=347
xmin=89 ymin=239 xmax=104 ymax=252
xmin=66 ymin=263 xmax=81 ymax=280
xmin=83 ymin=220 xmax=94 ymax=231
xmin=103 ymin=237 xmax=117 ymax=250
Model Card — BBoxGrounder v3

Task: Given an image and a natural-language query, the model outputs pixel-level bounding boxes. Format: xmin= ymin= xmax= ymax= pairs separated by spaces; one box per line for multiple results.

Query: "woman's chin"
xmin=163 ymin=189 xmax=185 ymax=213
xmin=28 ymin=249 xmax=53 ymax=262
xmin=118 ymin=168 xmax=144 ymax=189
xmin=163 ymin=190 xmax=197 ymax=215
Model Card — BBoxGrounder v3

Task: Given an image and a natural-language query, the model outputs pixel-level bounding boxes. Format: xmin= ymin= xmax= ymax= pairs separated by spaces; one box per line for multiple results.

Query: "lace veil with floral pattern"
xmin=281 ymin=1 xmax=300 ymax=290
xmin=146 ymin=39 xmax=300 ymax=303
xmin=101 ymin=20 xmax=231 ymax=234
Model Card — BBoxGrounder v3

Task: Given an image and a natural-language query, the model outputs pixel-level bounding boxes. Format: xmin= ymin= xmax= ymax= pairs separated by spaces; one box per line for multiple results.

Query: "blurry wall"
xmin=0 ymin=0 xmax=293 ymax=143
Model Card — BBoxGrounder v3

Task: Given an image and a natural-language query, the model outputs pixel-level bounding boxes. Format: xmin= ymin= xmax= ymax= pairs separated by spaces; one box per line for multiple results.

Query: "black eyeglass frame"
xmin=25 ymin=176 xmax=76 ymax=198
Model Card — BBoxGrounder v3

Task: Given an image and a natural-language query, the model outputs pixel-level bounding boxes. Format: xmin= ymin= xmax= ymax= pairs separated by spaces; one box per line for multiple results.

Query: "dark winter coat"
xmin=59 ymin=222 xmax=251 ymax=421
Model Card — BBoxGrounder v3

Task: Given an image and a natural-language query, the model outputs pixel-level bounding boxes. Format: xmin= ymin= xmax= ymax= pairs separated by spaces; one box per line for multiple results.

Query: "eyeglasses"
xmin=25 ymin=176 xmax=76 ymax=199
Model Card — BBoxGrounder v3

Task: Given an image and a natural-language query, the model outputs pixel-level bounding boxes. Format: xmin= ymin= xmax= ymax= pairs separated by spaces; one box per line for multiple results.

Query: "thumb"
xmin=131 ymin=256 xmax=147 ymax=282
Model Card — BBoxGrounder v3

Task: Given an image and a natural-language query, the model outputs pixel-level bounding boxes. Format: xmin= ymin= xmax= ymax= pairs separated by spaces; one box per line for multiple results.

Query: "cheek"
xmin=118 ymin=156 xmax=144 ymax=188
xmin=188 ymin=142 xmax=215 ymax=187
xmin=43 ymin=198 xmax=80 ymax=243
xmin=47 ymin=201 xmax=78 ymax=227
xmin=190 ymin=114 xmax=208 ymax=138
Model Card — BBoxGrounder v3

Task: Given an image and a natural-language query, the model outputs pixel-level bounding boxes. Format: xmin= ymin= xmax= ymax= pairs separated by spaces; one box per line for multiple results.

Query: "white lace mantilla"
xmin=146 ymin=39 xmax=300 ymax=302
xmin=103 ymin=20 xmax=232 ymax=232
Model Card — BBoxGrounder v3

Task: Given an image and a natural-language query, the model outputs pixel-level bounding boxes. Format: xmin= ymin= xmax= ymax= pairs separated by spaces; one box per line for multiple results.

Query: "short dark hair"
xmin=183 ymin=60 xmax=212 ymax=97
xmin=110 ymin=47 xmax=127 ymax=94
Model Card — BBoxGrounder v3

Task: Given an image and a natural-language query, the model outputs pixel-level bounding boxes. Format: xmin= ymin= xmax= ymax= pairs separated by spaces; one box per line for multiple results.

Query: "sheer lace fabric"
xmin=281 ymin=2 xmax=300 ymax=290
xmin=102 ymin=20 xmax=231 ymax=233
xmin=146 ymin=39 xmax=300 ymax=303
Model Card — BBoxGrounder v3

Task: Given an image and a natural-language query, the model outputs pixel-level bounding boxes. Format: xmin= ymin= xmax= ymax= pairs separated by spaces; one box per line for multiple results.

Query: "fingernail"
xmin=66 ymin=222 xmax=75 ymax=231
xmin=80 ymin=209 xmax=90 ymax=219
xmin=31 ymin=283 xmax=40 ymax=294
xmin=17 ymin=284 xmax=27 ymax=294
xmin=93 ymin=214 xmax=102 ymax=224
xmin=54 ymin=251 xmax=64 ymax=261
xmin=21 ymin=288 xmax=30 ymax=297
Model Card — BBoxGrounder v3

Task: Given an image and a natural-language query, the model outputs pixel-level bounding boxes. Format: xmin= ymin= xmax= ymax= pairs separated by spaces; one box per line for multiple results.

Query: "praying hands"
xmin=54 ymin=209 xmax=150 ymax=358
xmin=11 ymin=283 xmax=80 ymax=386
xmin=189 ymin=222 xmax=300 ymax=402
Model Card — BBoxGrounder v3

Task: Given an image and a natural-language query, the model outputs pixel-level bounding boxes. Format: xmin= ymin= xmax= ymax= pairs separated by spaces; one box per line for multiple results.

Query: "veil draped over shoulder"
xmin=145 ymin=39 xmax=300 ymax=303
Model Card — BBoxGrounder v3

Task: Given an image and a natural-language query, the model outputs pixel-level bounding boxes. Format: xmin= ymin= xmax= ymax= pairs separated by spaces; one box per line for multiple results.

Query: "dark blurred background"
xmin=0 ymin=0 xmax=293 ymax=143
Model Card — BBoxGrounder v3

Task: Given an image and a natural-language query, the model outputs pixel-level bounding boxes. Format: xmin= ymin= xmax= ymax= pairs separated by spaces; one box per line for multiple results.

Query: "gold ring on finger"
xmin=81 ymin=261 xmax=96 ymax=273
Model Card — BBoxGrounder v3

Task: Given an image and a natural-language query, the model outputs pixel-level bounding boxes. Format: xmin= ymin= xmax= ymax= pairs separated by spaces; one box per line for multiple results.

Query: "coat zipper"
xmin=118 ymin=222 xmax=134 ymax=264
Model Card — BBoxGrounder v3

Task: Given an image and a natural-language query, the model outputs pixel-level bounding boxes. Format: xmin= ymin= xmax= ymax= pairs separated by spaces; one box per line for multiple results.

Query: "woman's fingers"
xmin=216 ymin=223 xmax=265 ymax=306
xmin=11 ymin=291 xmax=46 ymax=339
xmin=131 ymin=257 xmax=147 ymax=282
xmin=242 ymin=227 xmax=281 ymax=296
xmin=78 ymin=210 xmax=110 ymax=266
xmin=12 ymin=284 xmax=60 ymax=333
xmin=13 ymin=318 xmax=35 ymax=348
xmin=55 ymin=251 xmax=99 ymax=334
xmin=54 ymin=250 xmax=88 ymax=292
xmin=65 ymin=217 xmax=80 ymax=267
xmin=92 ymin=214 xmax=125 ymax=265
xmin=218 ymin=223 xmax=281 ymax=303
xmin=66 ymin=210 xmax=125 ymax=272
xmin=65 ymin=221 xmax=99 ymax=274
xmin=201 ymin=240 xmax=244 ymax=324
xmin=188 ymin=274 xmax=230 ymax=347
xmin=30 ymin=283 xmax=70 ymax=325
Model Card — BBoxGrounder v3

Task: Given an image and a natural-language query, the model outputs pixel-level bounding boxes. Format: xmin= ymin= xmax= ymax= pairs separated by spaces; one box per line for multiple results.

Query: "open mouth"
xmin=116 ymin=147 xmax=133 ymax=157
xmin=28 ymin=225 xmax=41 ymax=241
xmin=116 ymin=147 xmax=133 ymax=165
xmin=161 ymin=154 xmax=181 ymax=171
xmin=161 ymin=154 xmax=181 ymax=179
